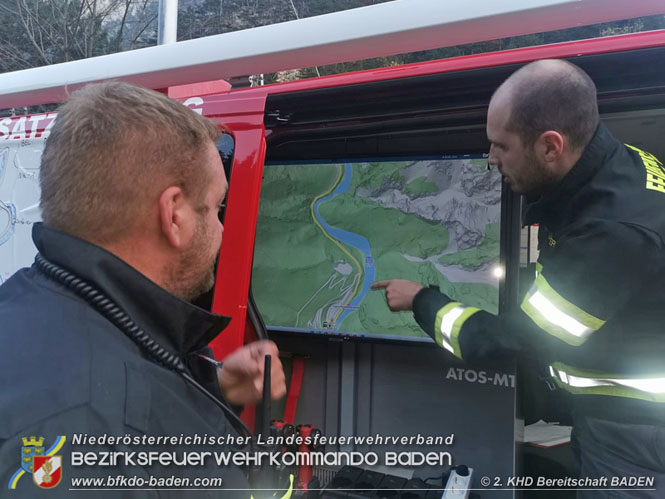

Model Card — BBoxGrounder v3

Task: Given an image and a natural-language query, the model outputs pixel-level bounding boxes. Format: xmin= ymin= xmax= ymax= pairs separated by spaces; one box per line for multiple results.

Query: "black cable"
xmin=35 ymin=253 xmax=253 ymax=438
xmin=180 ymin=371 xmax=252 ymax=438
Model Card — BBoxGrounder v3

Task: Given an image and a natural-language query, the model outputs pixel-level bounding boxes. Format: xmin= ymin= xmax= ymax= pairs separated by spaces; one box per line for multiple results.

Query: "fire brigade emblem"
xmin=9 ymin=435 xmax=66 ymax=490
xmin=20 ymin=436 xmax=44 ymax=473
xmin=32 ymin=456 xmax=62 ymax=489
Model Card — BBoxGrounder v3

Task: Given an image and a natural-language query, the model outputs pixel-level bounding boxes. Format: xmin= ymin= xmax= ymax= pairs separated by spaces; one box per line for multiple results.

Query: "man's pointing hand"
xmin=370 ymin=279 xmax=424 ymax=312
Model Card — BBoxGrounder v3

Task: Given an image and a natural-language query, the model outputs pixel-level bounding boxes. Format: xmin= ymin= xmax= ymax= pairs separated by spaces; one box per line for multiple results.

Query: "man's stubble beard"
xmin=519 ymin=148 xmax=561 ymax=196
xmin=165 ymin=218 xmax=218 ymax=302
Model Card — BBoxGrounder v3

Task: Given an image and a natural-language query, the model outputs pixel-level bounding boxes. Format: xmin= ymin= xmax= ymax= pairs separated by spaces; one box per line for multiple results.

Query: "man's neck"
xmin=103 ymin=236 xmax=170 ymax=291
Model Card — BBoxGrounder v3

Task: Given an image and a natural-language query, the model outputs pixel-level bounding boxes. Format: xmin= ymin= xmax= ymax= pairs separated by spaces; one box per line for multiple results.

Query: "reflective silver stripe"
xmin=551 ymin=365 xmax=665 ymax=396
xmin=527 ymin=291 xmax=594 ymax=339
xmin=434 ymin=302 xmax=480 ymax=359
xmin=439 ymin=305 xmax=466 ymax=355
xmin=520 ymin=272 xmax=605 ymax=346
xmin=562 ymin=373 xmax=665 ymax=393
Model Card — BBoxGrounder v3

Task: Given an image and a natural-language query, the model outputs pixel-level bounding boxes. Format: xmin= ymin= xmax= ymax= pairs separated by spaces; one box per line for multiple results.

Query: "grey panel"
xmin=324 ymin=341 xmax=341 ymax=437
xmin=356 ymin=343 xmax=373 ymax=437
xmin=271 ymin=335 xmax=516 ymax=496
xmin=366 ymin=343 xmax=515 ymax=496
xmin=339 ymin=342 xmax=356 ymax=452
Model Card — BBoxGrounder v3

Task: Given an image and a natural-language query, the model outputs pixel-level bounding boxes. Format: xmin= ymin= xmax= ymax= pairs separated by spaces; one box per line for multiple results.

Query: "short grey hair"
xmin=40 ymin=81 xmax=222 ymax=243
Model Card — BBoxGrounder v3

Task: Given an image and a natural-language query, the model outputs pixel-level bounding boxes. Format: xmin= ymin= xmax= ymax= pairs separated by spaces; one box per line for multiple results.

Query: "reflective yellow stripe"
xmin=279 ymin=474 xmax=294 ymax=499
xmin=550 ymin=362 xmax=665 ymax=403
xmin=521 ymin=273 xmax=605 ymax=346
xmin=435 ymin=302 xmax=459 ymax=353
xmin=535 ymin=262 xmax=543 ymax=275
xmin=434 ymin=302 xmax=480 ymax=359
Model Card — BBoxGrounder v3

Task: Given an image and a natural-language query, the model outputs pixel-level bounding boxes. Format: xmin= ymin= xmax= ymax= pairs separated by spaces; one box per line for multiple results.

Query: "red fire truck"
xmin=2 ymin=1 xmax=665 ymax=494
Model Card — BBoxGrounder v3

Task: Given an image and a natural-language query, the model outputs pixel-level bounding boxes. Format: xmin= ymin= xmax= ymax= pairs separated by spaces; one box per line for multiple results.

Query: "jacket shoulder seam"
xmin=3 ymin=402 xmax=91 ymax=442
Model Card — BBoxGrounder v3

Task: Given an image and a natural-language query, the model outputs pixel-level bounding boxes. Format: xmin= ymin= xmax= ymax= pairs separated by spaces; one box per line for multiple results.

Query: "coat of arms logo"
xmin=32 ymin=455 xmax=63 ymax=489
xmin=20 ymin=436 xmax=44 ymax=473
xmin=8 ymin=435 xmax=66 ymax=490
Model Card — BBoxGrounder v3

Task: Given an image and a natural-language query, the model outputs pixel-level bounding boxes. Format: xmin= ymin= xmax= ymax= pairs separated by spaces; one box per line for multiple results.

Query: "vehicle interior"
xmin=242 ymin=44 xmax=665 ymax=494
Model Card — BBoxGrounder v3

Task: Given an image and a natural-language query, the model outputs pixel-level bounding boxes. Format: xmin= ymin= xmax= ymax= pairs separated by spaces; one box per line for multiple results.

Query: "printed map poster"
xmin=0 ymin=139 xmax=43 ymax=284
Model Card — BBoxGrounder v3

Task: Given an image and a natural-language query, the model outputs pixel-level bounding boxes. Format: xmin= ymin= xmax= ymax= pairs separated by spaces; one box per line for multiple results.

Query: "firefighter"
xmin=372 ymin=59 xmax=665 ymax=496
xmin=0 ymin=82 xmax=288 ymax=497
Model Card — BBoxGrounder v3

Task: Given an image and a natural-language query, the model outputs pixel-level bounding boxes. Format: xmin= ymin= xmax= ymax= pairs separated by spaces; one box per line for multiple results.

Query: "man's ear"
xmin=158 ymin=186 xmax=189 ymax=248
xmin=537 ymin=130 xmax=565 ymax=163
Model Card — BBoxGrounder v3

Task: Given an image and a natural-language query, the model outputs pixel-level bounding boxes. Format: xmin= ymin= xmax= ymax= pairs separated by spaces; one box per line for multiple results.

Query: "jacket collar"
xmin=523 ymin=122 xmax=617 ymax=226
xmin=32 ymin=223 xmax=230 ymax=354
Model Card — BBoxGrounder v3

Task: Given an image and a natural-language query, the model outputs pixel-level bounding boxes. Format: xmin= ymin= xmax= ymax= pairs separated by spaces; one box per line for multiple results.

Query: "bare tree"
xmin=0 ymin=0 xmax=157 ymax=73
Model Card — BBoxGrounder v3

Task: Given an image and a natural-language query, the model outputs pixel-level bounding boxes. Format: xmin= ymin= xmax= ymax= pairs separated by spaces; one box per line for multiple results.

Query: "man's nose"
xmin=487 ymin=145 xmax=499 ymax=171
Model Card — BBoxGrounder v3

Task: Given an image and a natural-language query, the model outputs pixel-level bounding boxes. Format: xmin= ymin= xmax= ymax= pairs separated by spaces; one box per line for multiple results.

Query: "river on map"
xmin=313 ymin=163 xmax=374 ymax=328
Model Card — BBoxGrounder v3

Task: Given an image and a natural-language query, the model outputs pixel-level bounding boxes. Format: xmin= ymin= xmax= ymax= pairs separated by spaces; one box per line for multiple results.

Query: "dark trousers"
xmin=571 ymin=416 xmax=665 ymax=498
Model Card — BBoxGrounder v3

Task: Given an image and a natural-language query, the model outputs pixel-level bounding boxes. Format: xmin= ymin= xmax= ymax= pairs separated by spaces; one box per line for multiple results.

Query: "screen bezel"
xmin=252 ymin=153 xmax=512 ymax=344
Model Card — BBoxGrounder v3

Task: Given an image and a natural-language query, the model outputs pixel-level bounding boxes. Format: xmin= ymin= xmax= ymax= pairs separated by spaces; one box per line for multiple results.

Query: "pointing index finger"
xmin=370 ymin=280 xmax=391 ymax=290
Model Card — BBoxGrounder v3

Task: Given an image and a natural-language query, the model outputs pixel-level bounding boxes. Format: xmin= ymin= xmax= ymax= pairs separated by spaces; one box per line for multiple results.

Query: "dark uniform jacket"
xmin=0 ymin=223 xmax=249 ymax=497
xmin=413 ymin=123 xmax=665 ymax=426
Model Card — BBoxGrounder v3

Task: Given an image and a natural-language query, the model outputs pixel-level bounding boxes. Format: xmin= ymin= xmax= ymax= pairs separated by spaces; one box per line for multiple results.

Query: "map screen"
xmin=252 ymin=156 xmax=502 ymax=341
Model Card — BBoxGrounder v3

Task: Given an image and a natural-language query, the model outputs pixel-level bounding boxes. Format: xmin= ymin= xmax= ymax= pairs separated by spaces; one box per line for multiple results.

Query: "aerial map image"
xmin=252 ymin=157 xmax=502 ymax=340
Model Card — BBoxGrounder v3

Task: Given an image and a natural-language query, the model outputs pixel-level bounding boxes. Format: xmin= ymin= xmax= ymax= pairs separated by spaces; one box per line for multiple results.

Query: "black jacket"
xmin=413 ymin=123 xmax=665 ymax=426
xmin=0 ymin=223 xmax=250 ymax=497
